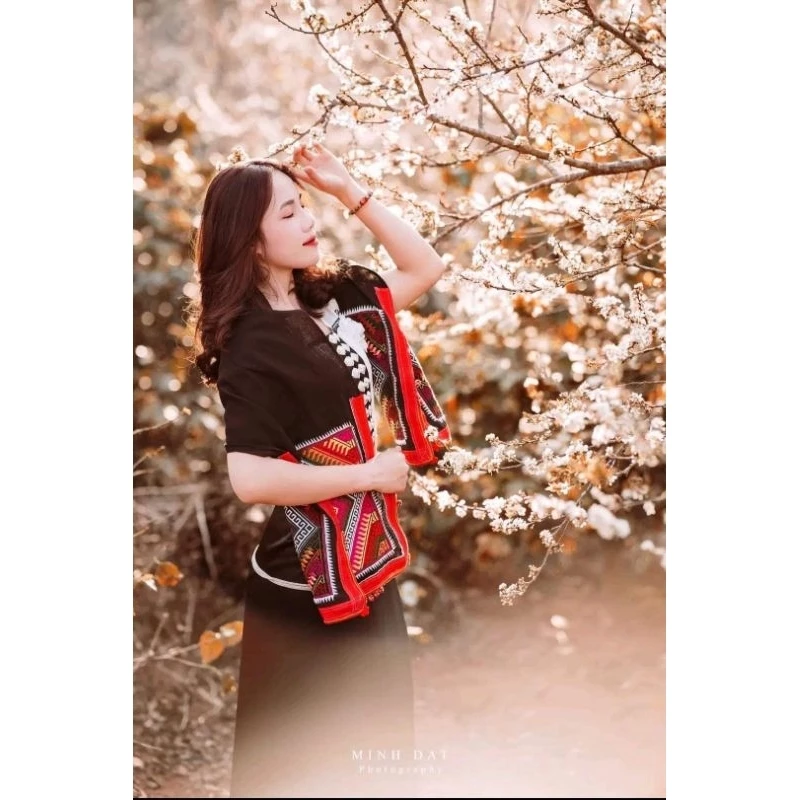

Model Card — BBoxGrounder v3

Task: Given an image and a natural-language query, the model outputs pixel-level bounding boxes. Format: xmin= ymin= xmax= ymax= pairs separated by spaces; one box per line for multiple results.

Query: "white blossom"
xmin=483 ymin=497 xmax=507 ymax=519
xmin=587 ymin=504 xmax=631 ymax=540
xmin=308 ymin=83 xmax=330 ymax=106
xmin=591 ymin=423 xmax=616 ymax=446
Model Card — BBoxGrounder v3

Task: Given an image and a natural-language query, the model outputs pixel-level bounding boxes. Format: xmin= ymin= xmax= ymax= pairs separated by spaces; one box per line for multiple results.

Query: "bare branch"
xmin=478 ymin=86 xmax=520 ymax=138
xmin=183 ymin=584 xmax=197 ymax=646
xmin=433 ymin=169 xmax=593 ymax=246
xmin=572 ymin=135 xmax=619 ymax=155
xmin=194 ymin=492 xmax=218 ymax=582
xmin=133 ymin=739 xmax=165 ymax=752
xmin=265 ymin=1 xmax=378 ymax=36
xmin=133 ymin=483 xmax=208 ymax=496
xmin=266 ymin=107 xmax=335 ymax=157
xmin=488 ymin=0 xmax=499 ymax=36
xmin=622 ymin=344 xmax=664 ymax=364
xmin=578 ymin=1 xmax=663 ymax=72
xmin=560 ymin=94 xmax=652 ymax=159
xmin=559 ymin=239 xmax=666 ymax=284
xmin=375 ymin=0 xmax=428 ymax=105
xmin=133 ymin=446 xmax=165 ymax=471
xmin=147 ymin=612 xmax=169 ymax=657
xmin=395 ymin=0 xmax=412 ymax=25
xmin=133 ymin=418 xmax=175 ymax=437
xmin=379 ymin=143 xmax=504 ymax=173
xmin=453 ymin=239 xmax=665 ymax=296
xmin=426 ymin=113 xmax=664 ymax=174
xmin=406 ymin=5 xmax=593 ymax=76
xmin=308 ymin=35 xmax=365 ymax=83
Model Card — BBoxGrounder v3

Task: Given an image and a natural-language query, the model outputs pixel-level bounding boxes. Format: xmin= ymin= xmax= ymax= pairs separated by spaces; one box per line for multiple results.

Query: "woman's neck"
xmin=258 ymin=270 xmax=299 ymax=310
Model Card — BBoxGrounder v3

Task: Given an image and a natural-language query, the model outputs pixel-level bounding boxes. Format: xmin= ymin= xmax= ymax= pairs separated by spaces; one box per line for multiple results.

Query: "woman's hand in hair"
xmin=289 ymin=142 xmax=357 ymax=200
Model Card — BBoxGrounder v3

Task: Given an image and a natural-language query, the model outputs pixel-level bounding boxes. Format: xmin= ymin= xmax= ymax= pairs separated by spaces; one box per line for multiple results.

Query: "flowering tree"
xmin=262 ymin=0 xmax=666 ymax=600
xmin=135 ymin=0 xmax=666 ymax=605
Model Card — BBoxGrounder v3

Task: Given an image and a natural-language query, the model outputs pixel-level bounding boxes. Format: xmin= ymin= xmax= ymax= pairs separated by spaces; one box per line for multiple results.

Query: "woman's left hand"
xmin=288 ymin=142 xmax=354 ymax=200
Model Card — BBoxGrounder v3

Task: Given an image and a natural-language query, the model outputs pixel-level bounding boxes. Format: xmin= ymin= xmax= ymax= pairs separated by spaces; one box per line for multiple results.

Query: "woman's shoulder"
xmin=219 ymin=296 xmax=282 ymax=370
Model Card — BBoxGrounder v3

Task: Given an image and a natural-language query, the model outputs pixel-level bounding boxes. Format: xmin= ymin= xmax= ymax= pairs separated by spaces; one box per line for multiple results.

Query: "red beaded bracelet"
xmin=347 ymin=189 xmax=374 ymax=217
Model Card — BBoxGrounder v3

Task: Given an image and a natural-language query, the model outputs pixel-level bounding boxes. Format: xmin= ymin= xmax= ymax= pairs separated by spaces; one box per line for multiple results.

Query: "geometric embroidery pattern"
xmin=296 ymin=421 xmax=364 ymax=466
xmin=347 ymin=304 xmax=449 ymax=452
xmin=281 ymin=420 xmax=407 ymax=617
xmin=347 ymin=305 xmax=408 ymax=445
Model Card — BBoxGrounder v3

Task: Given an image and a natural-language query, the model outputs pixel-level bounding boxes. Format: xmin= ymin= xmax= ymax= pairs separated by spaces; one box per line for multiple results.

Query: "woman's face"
xmin=258 ymin=169 xmax=319 ymax=270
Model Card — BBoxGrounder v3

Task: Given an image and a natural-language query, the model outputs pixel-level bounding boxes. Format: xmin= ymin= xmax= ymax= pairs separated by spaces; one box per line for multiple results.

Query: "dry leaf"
xmin=219 ymin=621 xmax=244 ymax=648
xmin=585 ymin=456 xmax=613 ymax=488
xmin=647 ymin=384 xmax=666 ymax=405
xmin=198 ymin=631 xmax=225 ymax=664
xmin=560 ymin=320 xmax=580 ymax=342
xmin=154 ymin=561 xmax=184 ymax=588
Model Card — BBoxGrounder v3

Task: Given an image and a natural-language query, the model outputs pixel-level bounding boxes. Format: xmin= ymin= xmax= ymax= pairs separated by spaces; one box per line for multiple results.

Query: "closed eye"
xmin=283 ymin=202 xmax=308 ymax=219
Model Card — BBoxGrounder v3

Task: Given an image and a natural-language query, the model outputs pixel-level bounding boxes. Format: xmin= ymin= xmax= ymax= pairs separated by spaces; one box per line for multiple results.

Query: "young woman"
xmin=189 ymin=142 xmax=451 ymax=797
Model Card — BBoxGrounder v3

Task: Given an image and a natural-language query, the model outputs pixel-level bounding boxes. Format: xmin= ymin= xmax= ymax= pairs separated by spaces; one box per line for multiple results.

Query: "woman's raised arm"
xmin=289 ymin=142 xmax=447 ymax=312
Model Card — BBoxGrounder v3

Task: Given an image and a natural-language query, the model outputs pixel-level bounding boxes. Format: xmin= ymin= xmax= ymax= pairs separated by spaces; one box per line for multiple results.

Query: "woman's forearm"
xmin=290 ymin=144 xmax=445 ymax=302
xmin=228 ymin=452 xmax=370 ymax=506
xmin=336 ymin=179 xmax=444 ymax=274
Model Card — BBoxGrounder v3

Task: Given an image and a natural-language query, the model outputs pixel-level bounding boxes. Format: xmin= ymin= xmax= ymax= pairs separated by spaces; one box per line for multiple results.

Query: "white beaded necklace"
xmin=320 ymin=298 xmax=377 ymax=446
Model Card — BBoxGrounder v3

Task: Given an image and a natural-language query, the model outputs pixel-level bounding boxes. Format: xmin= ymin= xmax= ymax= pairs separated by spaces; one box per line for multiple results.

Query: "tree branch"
xmin=426 ymin=113 xmax=664 ymax=174
xmin=478 ymin=88 xmax=520 ymax=139
xmin=578 ymin=1 xmax=663 ymax=72
xmin=488 ymin=0 xmax=499 ymax=36
xmin=433 ymin=169 xmax=593 ymax=246
xmin=560 ymin=94 xmax=651 ymax=159
xmin=395 ymin=0 xmax=412 ymax=25
xmin=265 ymin=1 xmax=377 ymax=35
xmin=267 ymin=108 xmax=336 ymax=157
xmin=453 ymin=240 xmax=665 ymax=296
xmin=406 ymin=3 xmax=593 ymax=80
xmin=375 ymin=0 xmax=428 ymax=105
xmin=193 ymin=492 xmax=218 ymax=582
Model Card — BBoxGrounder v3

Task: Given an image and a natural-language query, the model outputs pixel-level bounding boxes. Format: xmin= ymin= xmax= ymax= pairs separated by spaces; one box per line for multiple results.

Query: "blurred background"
xmin=133 ymin=1 xmax=666 ymax=796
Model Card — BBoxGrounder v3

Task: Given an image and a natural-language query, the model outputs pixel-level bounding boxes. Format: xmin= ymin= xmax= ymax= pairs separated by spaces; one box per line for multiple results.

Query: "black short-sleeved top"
xmin=216 ymin=264 xmax=382 ymax=582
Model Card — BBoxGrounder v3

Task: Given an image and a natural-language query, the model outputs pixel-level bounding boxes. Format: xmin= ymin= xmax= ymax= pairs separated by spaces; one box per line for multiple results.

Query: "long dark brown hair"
xmin=187 ymin=157 xmax=341 ymax=386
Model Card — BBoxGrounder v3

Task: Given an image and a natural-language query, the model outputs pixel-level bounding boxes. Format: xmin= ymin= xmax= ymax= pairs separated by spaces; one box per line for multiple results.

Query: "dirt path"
xmin=412 ymin=558 xmax=665 ymax=798
xmin=149 ymin=551 xmax=665 ymax=798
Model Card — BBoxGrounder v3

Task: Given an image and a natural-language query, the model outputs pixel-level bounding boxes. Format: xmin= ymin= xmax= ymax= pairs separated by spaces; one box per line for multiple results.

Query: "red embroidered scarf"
xmin=217 ymin=262 xmax=452 ymax=623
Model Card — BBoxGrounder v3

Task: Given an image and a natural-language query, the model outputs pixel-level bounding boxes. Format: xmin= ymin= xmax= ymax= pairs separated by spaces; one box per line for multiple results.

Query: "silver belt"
xmin=250 ymin=546 xmax=311 ymax=591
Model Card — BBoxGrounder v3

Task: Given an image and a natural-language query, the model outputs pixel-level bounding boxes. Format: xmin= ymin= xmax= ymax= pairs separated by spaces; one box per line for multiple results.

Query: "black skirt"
xmin=230 ymin=563 xmax=417 ymax=798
